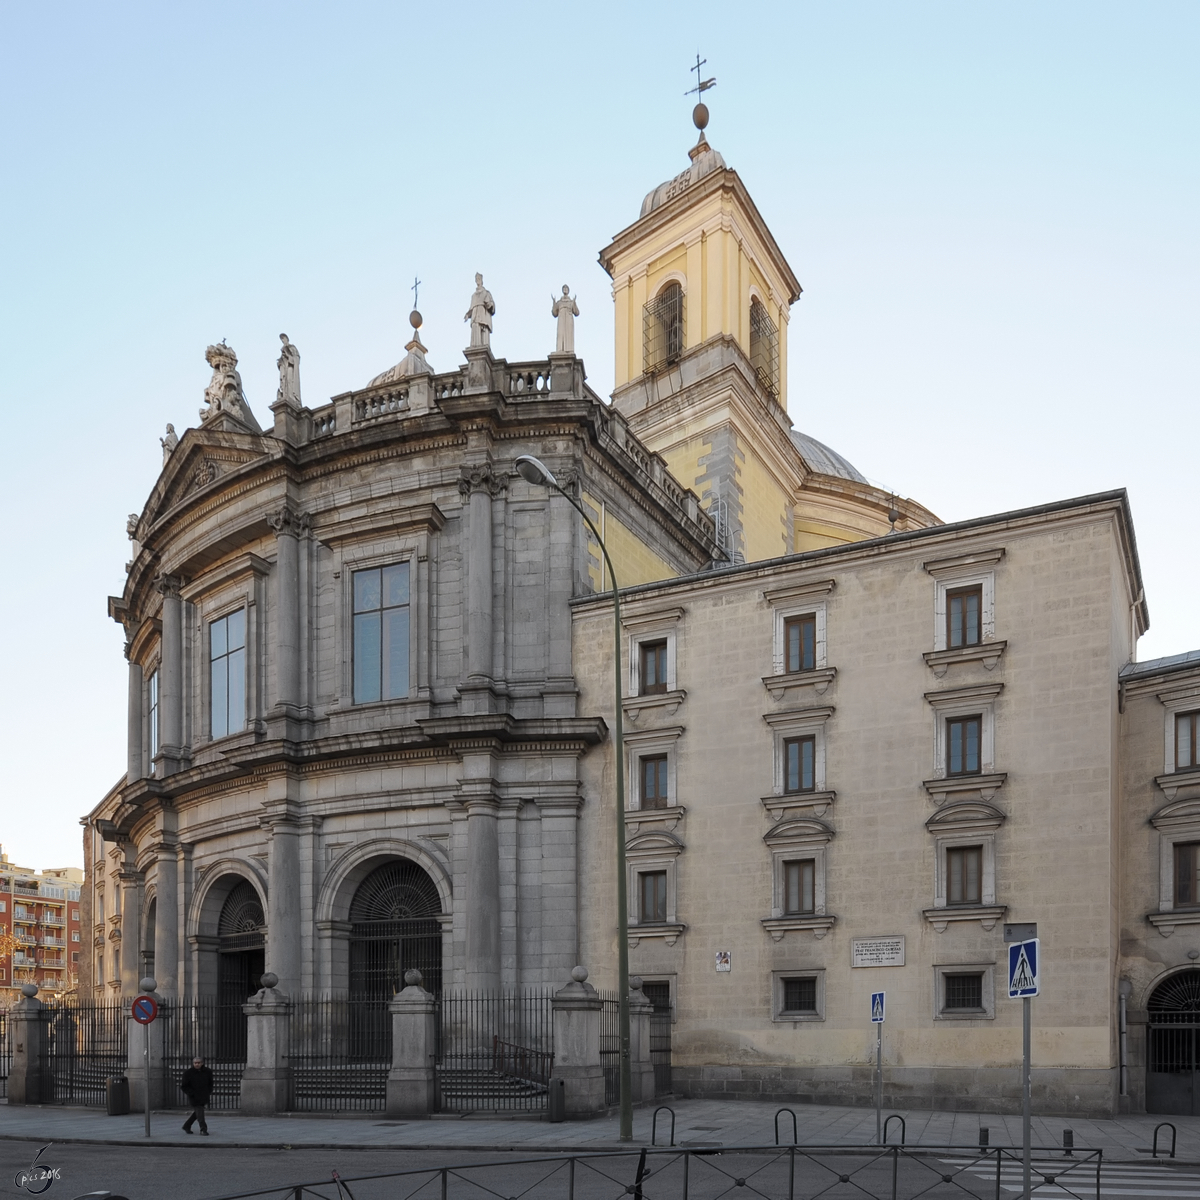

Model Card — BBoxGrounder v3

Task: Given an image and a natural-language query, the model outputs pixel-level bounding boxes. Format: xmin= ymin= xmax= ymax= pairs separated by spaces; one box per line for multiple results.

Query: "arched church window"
xmin=643 ymin=282 xmax=685 ymax=373
xmin=349 ymin=860 xmax=442 ymax=999
xmin=749 ymin=298 xmax=780 ymax=398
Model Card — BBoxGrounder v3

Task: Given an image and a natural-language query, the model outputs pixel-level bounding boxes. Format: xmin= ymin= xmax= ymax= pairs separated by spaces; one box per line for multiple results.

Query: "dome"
xmin=640 ymin=136 xmax=727 ymax=218
xmin=790 ymin=431 xmax=868 ymax=484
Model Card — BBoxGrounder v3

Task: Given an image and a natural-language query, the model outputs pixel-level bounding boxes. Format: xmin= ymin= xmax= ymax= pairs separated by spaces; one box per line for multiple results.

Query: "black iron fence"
xmin=600 ymin=992 xmax=619 ymax=1107
xmin=437 ymin=989 xmax=554 ymax=1112
xmin=290 ymin=995 xmax=391 ymax=1112
xmin=196 ymin=1145 xmax=1105 ymax=1200
xmin=159 ymin=997 xmax=246 ymax=1110
xmin=40 ymin=999 xmax=128 ymax=1106
xmin=0 ymin=1008 xmax=10 ymax=1099
xmin=650 ymin=1011 xmax=672 ymax=1096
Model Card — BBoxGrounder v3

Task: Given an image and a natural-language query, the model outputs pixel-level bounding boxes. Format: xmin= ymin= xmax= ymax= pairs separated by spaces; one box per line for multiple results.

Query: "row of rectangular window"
xmin=775 ymin=971 xmax=983 ymax=1017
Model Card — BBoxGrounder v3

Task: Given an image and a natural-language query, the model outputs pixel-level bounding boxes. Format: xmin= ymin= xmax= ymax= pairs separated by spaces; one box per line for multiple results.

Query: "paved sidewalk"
xmin=1 ymin=1099 xmax=1198 ymax=1160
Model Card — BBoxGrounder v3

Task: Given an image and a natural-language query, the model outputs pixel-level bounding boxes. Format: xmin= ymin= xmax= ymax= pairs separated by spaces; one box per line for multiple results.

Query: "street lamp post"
xmin=515 ymin=454 xmax=633 ymax=1142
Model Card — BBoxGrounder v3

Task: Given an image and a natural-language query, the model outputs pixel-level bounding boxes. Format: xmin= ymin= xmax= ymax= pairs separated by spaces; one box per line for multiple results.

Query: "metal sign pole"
xmin=1022 ymin=995 xmax=1031 ymax=1200
xmin=145 ymin=1025 xmax=151 ymax=1139
xmin=876 ymin=1021 xmax=883 ymax=1144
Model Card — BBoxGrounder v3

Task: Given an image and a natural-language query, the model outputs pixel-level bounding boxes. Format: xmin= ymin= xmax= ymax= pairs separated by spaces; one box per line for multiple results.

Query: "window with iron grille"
xmin=947 ymin=845 xmax=983 ymax=905
xmin=947 ymin=586 xmax=983 ymax=648
xmin=640 ymin=641 xmax=668 ymax=695
xmin=782 ymin=976 xmax=818 ymax=1014
xmin=784 ymin=736 xmax=816 ymax=794
xmin=947 ymin=715 xmax=982 ymax=776
xmin=943 ymin=972 xmax=984 ymax=1011
xmin=640 ymin=754 xmax=669 ymax=809
xmin=783 ymin=860 xmax=816 ymax=915
xmin=1178 ymin=712 xmax=1200 ymax=770
xmin=749 ymin=299 xmax=780 ymax=398
xmin=643 ymin=284 xmax=685 ymax=373
xmin=1176 ymin=842 xmax=1200 ymax=906
xmin=639 ymin=871 xmax=668 ymax=924
xmin=784 ymin=615 xmax=817 ymax=673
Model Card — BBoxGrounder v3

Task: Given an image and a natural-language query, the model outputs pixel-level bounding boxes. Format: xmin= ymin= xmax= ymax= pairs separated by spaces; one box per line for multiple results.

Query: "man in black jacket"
xmin=180 ymin=1056 xmax=214 ymax=1135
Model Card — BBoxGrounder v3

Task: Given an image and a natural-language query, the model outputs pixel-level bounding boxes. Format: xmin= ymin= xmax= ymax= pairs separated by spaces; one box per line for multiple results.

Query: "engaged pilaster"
xmin=126 ymin=656 xmax=144 ymax=782
xmin=156 ymin=574 xmax=185 ymax=775
xmin=263 ymin=802 xmax=302 ymax=995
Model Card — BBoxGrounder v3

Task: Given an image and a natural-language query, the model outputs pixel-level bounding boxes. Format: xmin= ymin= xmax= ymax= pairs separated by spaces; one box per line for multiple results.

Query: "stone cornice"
xmin=923 ymin=904 xmax=1007 ymax=933
xmin=923 ymin=774 xmax=1007 ymax=804
xmin=924 ymin=642 xmax=1007 ymax=678
xmin=762 ymin=669 xmax=837 ymax=700
xmin=761 ymin=915 xmax=836 ymax=942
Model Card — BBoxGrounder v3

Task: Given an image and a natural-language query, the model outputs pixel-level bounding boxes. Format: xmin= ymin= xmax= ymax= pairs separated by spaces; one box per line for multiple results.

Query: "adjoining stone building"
xmin=85 ymin=112 xmax=1200 ymax=1117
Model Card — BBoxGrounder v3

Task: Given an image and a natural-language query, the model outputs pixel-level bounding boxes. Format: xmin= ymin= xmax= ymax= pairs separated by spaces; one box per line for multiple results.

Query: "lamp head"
xmin=515 ymin=454 xmax=558 ymax=488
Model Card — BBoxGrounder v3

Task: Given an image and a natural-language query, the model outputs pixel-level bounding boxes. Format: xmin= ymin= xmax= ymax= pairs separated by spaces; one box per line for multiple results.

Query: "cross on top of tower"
xmin=411 ymin=275 xmax=421 ymax=310
xmin=686 ymin=55 xmax=716 ymax=134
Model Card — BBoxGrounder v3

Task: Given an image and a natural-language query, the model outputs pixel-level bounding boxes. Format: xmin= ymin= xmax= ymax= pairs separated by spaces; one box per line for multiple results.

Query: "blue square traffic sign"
xmin=1008 ymin=938 xmax=1039 ymax=998
xmin=870 ymin=991 xmax=886 ymax=1023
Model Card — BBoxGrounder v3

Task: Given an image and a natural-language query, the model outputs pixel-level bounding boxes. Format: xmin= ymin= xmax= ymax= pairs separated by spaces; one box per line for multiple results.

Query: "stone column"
xmin=127 ymin=658 xmax=144 ymax=782
xmin=464 ymin=797 xmax=501 ymax=990
xmin=542 ymin=488 xmax=577 ymax=717
xmin=629 ymin=977 xmax=656 ymax=1104
xmin=386 ymin=970 xmax=438 ymax=1116
xmin=268 ymin=507 xmax=301 ymax=713
xmin=154 ymin=845 xmax=179 ymax=996
xmin=265 ymin=812 xmax=302 ymax=996
xmin=465 ymin=472 xmax=494 ymax=684
xmin=550 ymin=966 xmax=605 ymax=1116
xmin=240 ymin=975 xmax=291 ymax=1114
xmin=158 ymin=575 xmax=183 ymax=775
xmin=118 ymin=867 xmax=141 ymax=997
xmin=538 ymin=797 xmax=581 ymax=978
xmin=7 ymin=985 xmax=45 ymax=1105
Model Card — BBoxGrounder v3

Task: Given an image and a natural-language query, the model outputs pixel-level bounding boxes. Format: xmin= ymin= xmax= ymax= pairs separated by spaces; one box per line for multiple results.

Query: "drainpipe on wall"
xmin=1119 ymin=978 xmax=1133 ymax=1097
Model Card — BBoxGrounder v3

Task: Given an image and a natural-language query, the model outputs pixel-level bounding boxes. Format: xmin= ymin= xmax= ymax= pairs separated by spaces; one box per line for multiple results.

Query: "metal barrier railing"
xmin=197 ymin=1143 xmax=1106 ymax=1200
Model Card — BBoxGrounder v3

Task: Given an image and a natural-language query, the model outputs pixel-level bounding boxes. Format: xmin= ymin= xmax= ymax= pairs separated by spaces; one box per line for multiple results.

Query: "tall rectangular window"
xmin=783 ymin=859 xmax=815 ymax=915
xmin=784 ymin=615 xmax=816 ymax=673
xmin=353 ymin=563 xmax=411 ymax=704
xmin=947 ymin=586 xmax=983 ymax=649
xmin=784 ymin=736 xmax=816 ymax=794
xmin=1176 ymin=843 xmax=1200 ymax=906
xmin=1178 ymin=712 xmax=1200 ymax=770
xmin=640 ymin=755 xmax=669 ymax=809
xmin=209 ymin=609 xmax=246 ymax=740
xmin=639 ymin=871 xmax=667 ymax=924
xmin=947 ymin=845 xmax=983 ymax=905
xmin=947 ymin=715 xmax=982 ymax=776
xmin=147 ymin=669 xmax=159 ymax=762
xmin=640 ymin=641 xmax=668 ymax=695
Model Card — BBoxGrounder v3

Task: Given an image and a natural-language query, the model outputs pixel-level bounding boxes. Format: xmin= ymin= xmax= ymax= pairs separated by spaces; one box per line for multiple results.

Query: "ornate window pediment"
xmin=764 ymin=818 xmax=834 ymax=848
xmin=925 ymin=801 xmax=1006 ymax=835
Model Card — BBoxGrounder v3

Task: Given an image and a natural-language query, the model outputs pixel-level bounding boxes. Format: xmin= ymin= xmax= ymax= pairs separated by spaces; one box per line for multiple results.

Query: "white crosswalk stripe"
xmin=937 ymin=1158 xmax=1200 ymax=1199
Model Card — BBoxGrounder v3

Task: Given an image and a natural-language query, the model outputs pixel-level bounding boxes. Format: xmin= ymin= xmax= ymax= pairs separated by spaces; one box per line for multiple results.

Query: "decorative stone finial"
xmin=276 ymin=334 xmax=302 ymax=409
xmin=139 ymin=976 xmax=158 ymax=993
xmin=409 ymin=309 xmax=422 ymax=330
xmin=552 ymin=285 xmax=579 ymax=355
xmin=160 ymin=423 xmax=178 ymax=465
xmin=404 ymin=969 xmax=424 ymax=987
xmin=464 ymin=272 xmax=495 ymax=350
xmin=21 ymin=983 xmax=38 ymax=998
xmin=693 ymin=102 xmax=709 ymax=131
xmin=259 ymin=972 xmax=279 ymax=989
xmin=570 ymin=965 xmax=589 ymax=983
xmin=630 ymin=975 xmax=643 ymax=991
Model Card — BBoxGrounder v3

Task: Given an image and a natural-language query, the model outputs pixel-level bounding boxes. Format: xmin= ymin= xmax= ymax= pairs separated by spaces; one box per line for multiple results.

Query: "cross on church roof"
xmin=685 ymin=54 xmax=716 ymax=99
xmin=411 ymin=276 xmax=421 ymax=310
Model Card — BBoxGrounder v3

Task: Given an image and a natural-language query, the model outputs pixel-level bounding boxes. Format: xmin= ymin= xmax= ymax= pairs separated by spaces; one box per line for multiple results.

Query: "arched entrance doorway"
xmin=349 ymin=860 xmax=442 ymax=998
xmin=217 ymin=880 xmax=266 ymax=1006
xmin=1147 ymin=970 xmax=1200 ymax=1114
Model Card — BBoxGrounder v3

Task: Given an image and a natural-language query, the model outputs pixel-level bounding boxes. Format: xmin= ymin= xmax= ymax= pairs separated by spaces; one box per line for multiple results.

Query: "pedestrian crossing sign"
xmin=1008 ymin=938 xmax=1039 ymax=998
xmin=871 ymin=991 xmax=886 ymax=1023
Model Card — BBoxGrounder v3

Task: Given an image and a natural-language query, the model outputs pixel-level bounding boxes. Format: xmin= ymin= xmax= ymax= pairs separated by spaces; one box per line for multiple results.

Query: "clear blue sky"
xmin=1 ymin=2 xmax=1196 ymax=869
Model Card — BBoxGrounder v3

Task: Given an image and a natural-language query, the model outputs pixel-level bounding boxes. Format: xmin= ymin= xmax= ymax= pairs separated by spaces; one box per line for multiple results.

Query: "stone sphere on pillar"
xmin=21 ymin=983 xmax=38 ymax=998
xmin=139 ymin=976 xmax=158 ymax=993
xmin=571 ymin=965 xmax=589 ymax=983
xmin=404 ymin=969 xmax=424 ymax=987
xmin=259 ymin=972 xmax=279 ymax=989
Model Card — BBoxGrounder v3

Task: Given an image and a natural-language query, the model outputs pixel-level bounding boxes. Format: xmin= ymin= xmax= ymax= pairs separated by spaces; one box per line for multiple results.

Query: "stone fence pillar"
xmin=629 ymin=977 xmax=656 ymax=1105
xmin=240 ymin=974 xmax=291 ymax=1114
xmin=551 ymin=966 xmax=605 ymax=1117
xmin=7 ymin=985 xmax=45 ymax=1105
xmin=387 ymin=970 xmax=438 ymax=1116
xmin=128 ymin=980 xmax=165 ymax=1113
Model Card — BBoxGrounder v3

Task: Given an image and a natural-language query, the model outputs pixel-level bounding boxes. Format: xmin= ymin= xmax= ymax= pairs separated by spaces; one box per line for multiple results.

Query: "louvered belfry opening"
xmin=749 ymin=298 xmax=780 ymax=398
xmin=349 ymin=859 xmax=442 ymax=998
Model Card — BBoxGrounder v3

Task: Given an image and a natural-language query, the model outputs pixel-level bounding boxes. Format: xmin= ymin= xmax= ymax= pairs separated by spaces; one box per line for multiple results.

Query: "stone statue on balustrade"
xmin=551 ymin=285 xmax=579 ymax=355
xmin=464 ymin=273 xmax=495 ymax=349
xmin=160 ymin=423 xmax=178 ymax=464
xmin=276 ymin=334 xmax=302 ymax=408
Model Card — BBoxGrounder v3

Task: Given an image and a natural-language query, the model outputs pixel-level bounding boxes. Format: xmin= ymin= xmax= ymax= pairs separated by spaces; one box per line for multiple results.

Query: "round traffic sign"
xmin=131 ymin=994 xmax=158 ymax=1024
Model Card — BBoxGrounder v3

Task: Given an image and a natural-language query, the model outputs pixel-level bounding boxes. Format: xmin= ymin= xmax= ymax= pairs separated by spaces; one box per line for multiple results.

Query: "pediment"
xmin=925 ymin=800 xmax=1006 ymax=833
xmin=625 ymin=830 xmax=685 ymax=854
xmin=764 ymin=817 xmax=834 ymax=846
xmin=1151 ymin=794 xmax=1200 ymax=831
xmin=147 ymin=426 xmax=271 ymax=524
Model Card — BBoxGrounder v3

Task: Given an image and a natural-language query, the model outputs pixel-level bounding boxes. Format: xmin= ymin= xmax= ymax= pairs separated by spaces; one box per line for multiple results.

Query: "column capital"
xmin=459 ymin=463 xmax=507 ymax=500
xmin=266 ymin=505 xmax=311 ymax=538
xmin=155 ymin=574 xmax=182 ymax=598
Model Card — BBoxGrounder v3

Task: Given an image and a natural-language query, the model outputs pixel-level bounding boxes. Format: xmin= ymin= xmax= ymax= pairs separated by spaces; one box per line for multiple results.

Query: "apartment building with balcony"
xmin=0 ymin=846 xmax=83 ymax=1001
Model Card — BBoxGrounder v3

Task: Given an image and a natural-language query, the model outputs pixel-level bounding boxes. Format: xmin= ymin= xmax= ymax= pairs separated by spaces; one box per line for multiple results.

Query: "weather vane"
xmin=686 ymin=54 xmax=716 ymax=100
xmin=411 ymin=275 xmax=421 ymax=310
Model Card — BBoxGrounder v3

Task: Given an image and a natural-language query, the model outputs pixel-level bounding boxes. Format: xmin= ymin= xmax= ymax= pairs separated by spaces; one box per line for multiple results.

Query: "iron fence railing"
xmin=290 ymin=995 xmax=391 ymax=1112
xmin=40 ymin=999 xmax=128 ymax=1106
xmin=599 ymin=992 xmax=619 ymax=1107
xmin=437 ymin=989 xmax=553 ymax=1113
xmin=650 ymin=1011 xmax=672 ymax=1096
xmin=159 ymin=997 xmax=246 ymax=1110
xmin=0 ymin=1008 xmax=10 ymax=1099
xmin=195 ymin=1145 xmax=1106 ymax=1200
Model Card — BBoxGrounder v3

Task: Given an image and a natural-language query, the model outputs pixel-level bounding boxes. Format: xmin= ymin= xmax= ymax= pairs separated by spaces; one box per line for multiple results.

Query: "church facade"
xmin=85 ymin=114 xmax=1200 ymax=1117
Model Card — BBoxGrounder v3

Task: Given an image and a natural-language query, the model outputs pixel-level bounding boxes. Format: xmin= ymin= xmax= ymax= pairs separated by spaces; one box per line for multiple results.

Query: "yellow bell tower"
xmin=600 ymin=104 xmax=938 ymax=561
